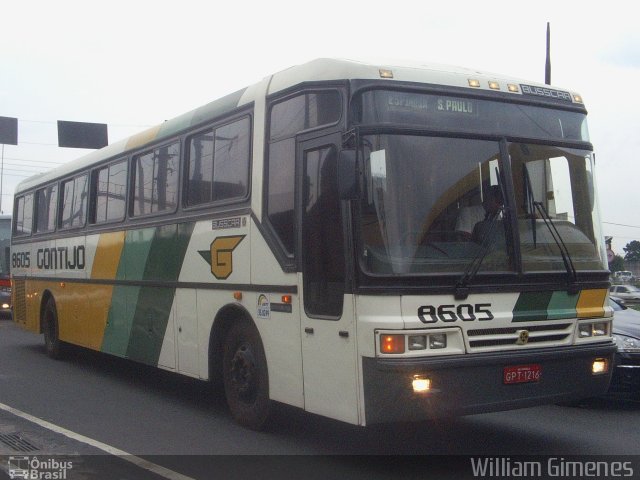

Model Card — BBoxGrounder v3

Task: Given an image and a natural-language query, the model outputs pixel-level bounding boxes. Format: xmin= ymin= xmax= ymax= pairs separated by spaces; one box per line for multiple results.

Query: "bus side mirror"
xmin=338 ymin=150 xmax=358 ymax=199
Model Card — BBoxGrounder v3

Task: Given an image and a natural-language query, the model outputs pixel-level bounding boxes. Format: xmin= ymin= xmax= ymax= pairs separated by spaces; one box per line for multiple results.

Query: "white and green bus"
xmin=12 ymin=58 xmax=615 ymax=429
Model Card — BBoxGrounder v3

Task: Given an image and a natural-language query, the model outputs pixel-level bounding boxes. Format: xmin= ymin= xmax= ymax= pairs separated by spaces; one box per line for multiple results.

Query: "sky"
xmin=1 ymin=0 xmax=639 ymax=256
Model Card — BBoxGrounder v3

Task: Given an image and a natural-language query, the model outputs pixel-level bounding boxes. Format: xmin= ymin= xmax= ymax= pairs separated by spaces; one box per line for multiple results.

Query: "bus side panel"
xmin=13 ymin=240 xmax=51 ymax=334
xmin=101 ymin=228 xmax=154 ymax=357
xmin=101 ymin=285 xmax=140 ymax=357
xmin=126 ymin=224 xmax=192 ymax=366
xmin=177 ymin=218 xmax=252 ymax=380
xmin=44 ymin=232 xmax=123 ymax=350
xmin=54 ymin=235 xmax=87 ymax=346
xmin=249 ymin=219 xmax=304 ymax=409
xmin=21 ymin=233 xmax=124 ymax=351
xmin=96 ymin=224 xmax=193 ymax=367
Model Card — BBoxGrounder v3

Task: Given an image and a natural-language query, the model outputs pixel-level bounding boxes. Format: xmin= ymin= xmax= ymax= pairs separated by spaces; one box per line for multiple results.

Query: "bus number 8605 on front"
xmin=418 ymin=303 xmax=494 ymax=323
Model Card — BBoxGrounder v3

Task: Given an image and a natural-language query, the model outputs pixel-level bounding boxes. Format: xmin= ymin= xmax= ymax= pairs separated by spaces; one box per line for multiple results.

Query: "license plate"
xmin=503 ymin=364 xmax=541 ymax=384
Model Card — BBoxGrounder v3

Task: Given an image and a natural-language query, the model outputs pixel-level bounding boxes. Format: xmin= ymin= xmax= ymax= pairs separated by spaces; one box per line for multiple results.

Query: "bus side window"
xmin=132 ymin=142 xmax=179 ymax=216
xmin=14 ymin=193 xmax=34 ymax=236
xmin=59 ymin=175 xmax=88 ymax=229
xmin=186 ymin=117 xmax=250 ymax=206
xmin=35 ymin=184 xmax=58 ymax=233
xmin=266 ymin=91 xmax=341 ymax=260
xmin=92 ymin=159 xmax=127 ymax=224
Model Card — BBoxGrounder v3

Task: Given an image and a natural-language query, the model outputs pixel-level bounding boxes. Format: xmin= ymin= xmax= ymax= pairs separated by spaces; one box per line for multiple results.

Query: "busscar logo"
xmin=520 ymin=84 xmax=573 ymax=102
xmin=198 ymin=235 xmax=245 ymax=280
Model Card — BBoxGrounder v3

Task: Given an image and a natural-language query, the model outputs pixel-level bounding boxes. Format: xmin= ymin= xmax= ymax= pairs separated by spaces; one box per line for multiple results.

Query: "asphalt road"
xmin=1 ymin=317 xmax=639 ymax=479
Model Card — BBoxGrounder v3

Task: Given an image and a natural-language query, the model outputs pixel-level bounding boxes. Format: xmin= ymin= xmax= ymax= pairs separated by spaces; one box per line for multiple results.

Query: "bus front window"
xmin=358 ymin=135 xmax=511 ymax=275
xmin=510 ymin=143 xmax=606 ymax=272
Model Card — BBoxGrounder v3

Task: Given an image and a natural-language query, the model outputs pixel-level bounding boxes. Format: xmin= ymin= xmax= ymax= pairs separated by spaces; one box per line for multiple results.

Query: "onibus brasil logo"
xmin=7 ymin=456 xmax=73 ymax=479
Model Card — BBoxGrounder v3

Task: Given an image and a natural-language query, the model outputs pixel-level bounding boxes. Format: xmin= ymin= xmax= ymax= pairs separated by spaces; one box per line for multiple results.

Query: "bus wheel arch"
xmin=39 ymin=290 xmax=55 ymax=334
xmin=41 ymin=292 xmax=64 ymax=359
xmin=209 ymin=304 xmax=272 ymax=430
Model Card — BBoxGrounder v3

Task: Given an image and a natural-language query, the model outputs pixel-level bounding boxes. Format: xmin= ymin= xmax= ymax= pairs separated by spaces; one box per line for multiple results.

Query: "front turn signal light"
xmin=381 ymin=334 xmax=405 ymax=354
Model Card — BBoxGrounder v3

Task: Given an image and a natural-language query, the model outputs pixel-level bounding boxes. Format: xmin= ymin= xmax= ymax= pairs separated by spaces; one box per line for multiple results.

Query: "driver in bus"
xmin=471 ymin=185 xmax=504 ymax=244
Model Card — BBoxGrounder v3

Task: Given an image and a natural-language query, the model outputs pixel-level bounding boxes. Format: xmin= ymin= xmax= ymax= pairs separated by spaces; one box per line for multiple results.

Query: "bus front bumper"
xmin=362 ymin=343 xmax=616 ymax=425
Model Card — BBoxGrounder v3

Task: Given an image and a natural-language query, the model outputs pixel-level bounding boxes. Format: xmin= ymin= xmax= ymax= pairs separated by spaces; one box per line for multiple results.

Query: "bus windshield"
xmin=354 ymin=92 xmax=605 ymax=277
xmin=358 ymin=134 xmax=511 ymax=275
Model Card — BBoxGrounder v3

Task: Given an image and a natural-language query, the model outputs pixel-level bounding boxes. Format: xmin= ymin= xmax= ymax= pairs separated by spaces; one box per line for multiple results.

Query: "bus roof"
xmin=14 ymin=58 xmax=583 ymax=194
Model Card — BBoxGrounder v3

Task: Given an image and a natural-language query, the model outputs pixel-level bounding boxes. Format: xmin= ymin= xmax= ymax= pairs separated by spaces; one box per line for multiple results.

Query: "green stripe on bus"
xmin=512 ymin=291 xmax=553 ymax=322
xmin=126 ymin=223 xmax=195 ymax=365
xmin=122 ymin=228 xmax=156 ymax=281
xmin=101 ymin=228 xmax=155 ymax=356
xmin=101 ymin=285 xmax=142 ymax=356
xmin=547 ymin=290 xmax=580 ymax=320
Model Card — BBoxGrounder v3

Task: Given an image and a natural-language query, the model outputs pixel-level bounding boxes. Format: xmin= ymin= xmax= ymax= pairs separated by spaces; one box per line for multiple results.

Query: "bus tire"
xmin=43 ymin=298 xmax=64 ymax=360
xmin=222 ymin=319 xmax=271 ymax=430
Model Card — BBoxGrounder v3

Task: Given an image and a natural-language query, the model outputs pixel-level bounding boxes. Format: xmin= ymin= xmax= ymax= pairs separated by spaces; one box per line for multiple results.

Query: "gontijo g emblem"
xmin=198 ymin=235 xmax=245 ymax=280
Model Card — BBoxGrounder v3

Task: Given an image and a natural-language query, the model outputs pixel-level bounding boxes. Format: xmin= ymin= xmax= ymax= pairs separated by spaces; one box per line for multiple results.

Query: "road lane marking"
xmin=0 ymin=401 xmax=195 ymax=480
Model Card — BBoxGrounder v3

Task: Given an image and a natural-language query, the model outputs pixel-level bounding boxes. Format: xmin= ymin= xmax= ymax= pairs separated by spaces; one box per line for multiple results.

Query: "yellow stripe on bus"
xmin=125 ymin=124 xmax=162 ymax=151
xmin=91 ymin=231 xmax=126 ymax=279
xmin=576 ymin=289 xmax=607 ymax=318
xmin=82 ymin=231 xmax=127 ymax=349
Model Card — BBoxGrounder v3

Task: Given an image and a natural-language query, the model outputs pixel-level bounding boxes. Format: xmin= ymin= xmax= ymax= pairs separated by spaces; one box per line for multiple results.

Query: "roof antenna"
xmin=545 ymin=22 xmax=551 ymax=85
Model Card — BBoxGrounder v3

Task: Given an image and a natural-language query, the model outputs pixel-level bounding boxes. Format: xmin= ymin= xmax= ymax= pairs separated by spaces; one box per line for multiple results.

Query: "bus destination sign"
xmin=436 ymin=97 xmax=477 ymax=116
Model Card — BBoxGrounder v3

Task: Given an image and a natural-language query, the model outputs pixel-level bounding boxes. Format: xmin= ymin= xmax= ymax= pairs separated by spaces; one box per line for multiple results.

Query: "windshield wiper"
xmin=455 ymin=168 xmax=507 ymax=300
xmin=522 ymin=164 xmax=578 ymax=293
xmin=523 ymin=166 xmax=537 ymax=247
xmin=532 ymin=200 xmax=579 ymax=293
xmin=454 ymin=206 xmax=503 ymax=300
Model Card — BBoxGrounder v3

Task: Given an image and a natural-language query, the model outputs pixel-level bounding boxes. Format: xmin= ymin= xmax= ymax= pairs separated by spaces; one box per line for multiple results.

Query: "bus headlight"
xmin=404 ymin=333 xmax=446 ymax=351
xmin=408 ymin=335 xmax=427 ymax=351
xmin=429 ymin=333 xmax=447 ymax=349
xmin=377 ymin=329 xmax=464 ymax=356
xmin=577 ymin=320 xmax=611 ymax=340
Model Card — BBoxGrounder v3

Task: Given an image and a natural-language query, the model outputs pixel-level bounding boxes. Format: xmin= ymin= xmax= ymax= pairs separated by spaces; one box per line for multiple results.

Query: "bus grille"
xmin=466 ymin=323 xmax=572 ymax=351
xmin=13 ymin=279 xmax=26 ymax=324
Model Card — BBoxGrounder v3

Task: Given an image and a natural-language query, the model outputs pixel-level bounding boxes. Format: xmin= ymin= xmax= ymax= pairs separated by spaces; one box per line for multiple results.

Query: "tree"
xmin=623 ymin=240 xmax=640 ymax=262
xmin=609 ymin=254 xmax=625 ymax=273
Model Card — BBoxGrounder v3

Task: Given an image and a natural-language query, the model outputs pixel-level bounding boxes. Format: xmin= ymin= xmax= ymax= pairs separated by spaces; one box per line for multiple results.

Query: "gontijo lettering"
xmin=37 ymin=246 xmax=86 ymax=270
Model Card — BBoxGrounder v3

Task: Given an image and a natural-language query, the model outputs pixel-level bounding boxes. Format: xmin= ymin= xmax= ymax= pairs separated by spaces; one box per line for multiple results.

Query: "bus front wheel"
xmin=43 ymin=298 xmax=64 ymax=360
xmin=222 ymin=319 xmax=271 ymax=430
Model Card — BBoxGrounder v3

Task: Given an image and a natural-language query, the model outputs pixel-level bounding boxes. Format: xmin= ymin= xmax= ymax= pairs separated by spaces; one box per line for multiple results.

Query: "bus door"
xmin=298 ymin=134 xmax=359 ymax=424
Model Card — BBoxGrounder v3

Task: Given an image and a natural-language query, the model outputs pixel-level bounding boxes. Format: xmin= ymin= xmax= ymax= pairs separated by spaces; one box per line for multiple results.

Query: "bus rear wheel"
xmin=43 ymin=298 xmax=64 ymax=360
xmin=222 ymin=320 xmax=271 ymax=430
